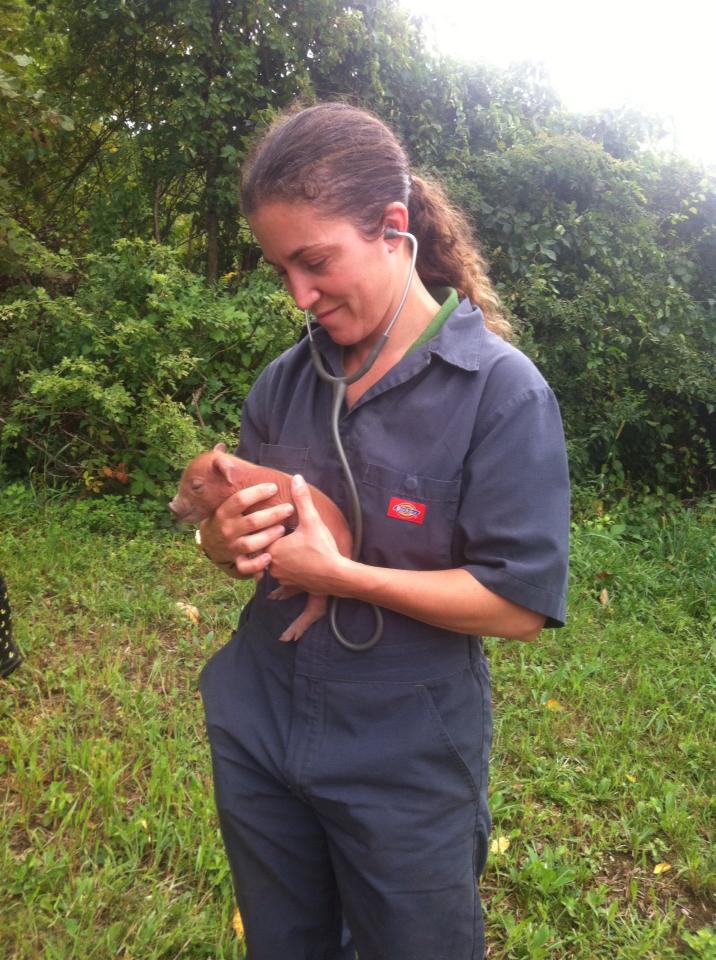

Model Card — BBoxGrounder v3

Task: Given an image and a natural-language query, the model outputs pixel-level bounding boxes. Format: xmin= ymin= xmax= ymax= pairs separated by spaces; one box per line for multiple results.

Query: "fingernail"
xmin=294 ymin=474 xmax=305 ymax=486
xmin=283 ymin=503 xmax=294 ymax=514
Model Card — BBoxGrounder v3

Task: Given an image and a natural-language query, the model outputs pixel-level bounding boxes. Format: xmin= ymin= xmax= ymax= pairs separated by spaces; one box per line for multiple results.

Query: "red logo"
xmin=386 ymin=496 xmax=427 ymax=525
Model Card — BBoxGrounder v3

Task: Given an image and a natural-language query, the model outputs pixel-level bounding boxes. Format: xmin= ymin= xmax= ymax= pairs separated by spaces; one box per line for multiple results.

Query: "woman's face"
xmin=248 ymin=201 xmax=405 ymax=350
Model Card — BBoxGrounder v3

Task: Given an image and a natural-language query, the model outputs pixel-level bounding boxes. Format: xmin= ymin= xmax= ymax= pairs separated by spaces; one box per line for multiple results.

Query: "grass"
xmin=0 ymin=485 xmax=714 ymax=959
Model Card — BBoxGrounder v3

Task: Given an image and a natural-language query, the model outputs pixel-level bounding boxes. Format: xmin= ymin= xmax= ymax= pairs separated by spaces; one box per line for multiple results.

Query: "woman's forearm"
xmin=324 ymin=559 xmax=545 ymax=641
xmin=265 ymin=475 xmax=545 ymax=641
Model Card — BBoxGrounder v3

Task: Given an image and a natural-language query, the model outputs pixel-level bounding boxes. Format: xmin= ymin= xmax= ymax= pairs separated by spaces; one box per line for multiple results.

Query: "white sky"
xmin=403 ymin=0 xmax=716 ymax=169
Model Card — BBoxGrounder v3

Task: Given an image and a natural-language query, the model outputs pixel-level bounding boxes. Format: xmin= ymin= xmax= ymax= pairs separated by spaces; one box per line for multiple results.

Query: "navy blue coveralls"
xmin=200 ymin=298 xmax=570 ymax=960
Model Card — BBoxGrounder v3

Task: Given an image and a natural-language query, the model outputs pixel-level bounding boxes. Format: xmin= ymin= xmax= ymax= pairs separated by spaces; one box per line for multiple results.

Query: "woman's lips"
xmin=316 ymin=306 xmax=340 ymax=322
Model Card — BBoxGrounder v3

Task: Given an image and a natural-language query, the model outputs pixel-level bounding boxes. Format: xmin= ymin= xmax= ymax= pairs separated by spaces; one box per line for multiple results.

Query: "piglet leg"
xmin=268 ymin=585 xmax=302 ymax=601
xmin=279 ymin=594 xmax=328 ymax=643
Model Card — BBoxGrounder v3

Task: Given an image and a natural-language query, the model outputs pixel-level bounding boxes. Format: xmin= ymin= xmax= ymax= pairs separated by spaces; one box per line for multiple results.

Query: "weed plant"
xmin=1 ymin=486 xmax=714 ymax=959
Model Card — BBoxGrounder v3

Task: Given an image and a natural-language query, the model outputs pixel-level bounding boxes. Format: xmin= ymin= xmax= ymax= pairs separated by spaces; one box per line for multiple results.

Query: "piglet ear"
xmin=212 ymin=451 xmax=239 ymax=488
xmin=213 ymin=442 xmax=228 ymax=453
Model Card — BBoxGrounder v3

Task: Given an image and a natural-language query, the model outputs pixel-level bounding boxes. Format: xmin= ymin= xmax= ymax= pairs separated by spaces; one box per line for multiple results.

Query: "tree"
xmin=1 ymin=0 xmax=714 ymax=496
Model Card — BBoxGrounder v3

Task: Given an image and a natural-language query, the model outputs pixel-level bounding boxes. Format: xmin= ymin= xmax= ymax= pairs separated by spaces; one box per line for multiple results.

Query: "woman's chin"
xmin=321 ymin=318 xmax=379 ymax=349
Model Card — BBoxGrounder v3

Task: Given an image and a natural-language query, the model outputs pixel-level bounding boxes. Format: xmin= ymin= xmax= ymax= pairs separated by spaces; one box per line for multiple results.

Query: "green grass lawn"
xmin=1 ymin=487 xmax=714 ymax=959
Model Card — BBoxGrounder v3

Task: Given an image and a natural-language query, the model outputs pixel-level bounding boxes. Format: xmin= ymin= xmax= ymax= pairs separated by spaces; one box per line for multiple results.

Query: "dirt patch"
xmin=597 ymin=850 xmax=714 ymax=932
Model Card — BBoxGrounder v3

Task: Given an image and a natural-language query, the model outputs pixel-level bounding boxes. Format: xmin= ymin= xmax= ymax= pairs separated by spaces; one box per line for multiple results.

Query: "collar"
xmin=422 ymin=296 xmax=484 ymax=371
xmin=307 ymin=297 xmax=485 ymax=375
xmin=407 ymin=287 xmax=459 ymax=354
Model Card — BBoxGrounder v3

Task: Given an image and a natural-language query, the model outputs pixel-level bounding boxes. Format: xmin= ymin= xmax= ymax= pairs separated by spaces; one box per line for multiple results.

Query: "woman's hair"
xmin=241 ymin=101 xmax=511 ymax=339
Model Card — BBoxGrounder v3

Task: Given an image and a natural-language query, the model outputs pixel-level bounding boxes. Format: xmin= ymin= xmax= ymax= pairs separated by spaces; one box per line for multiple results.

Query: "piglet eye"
xmin=190 ymin=479 xmax=204 ymax=492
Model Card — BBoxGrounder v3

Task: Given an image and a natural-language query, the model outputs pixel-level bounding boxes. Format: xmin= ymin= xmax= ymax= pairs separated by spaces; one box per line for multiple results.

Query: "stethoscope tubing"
xmin=304 ymin=229 xmax=418 ymax=651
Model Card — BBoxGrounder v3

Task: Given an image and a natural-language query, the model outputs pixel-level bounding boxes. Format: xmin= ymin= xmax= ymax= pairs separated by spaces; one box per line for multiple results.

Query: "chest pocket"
xmin=258 ymin=443 xmax=309 ymax=474
xmin=361 ymin=461 xmax=460 ymax=570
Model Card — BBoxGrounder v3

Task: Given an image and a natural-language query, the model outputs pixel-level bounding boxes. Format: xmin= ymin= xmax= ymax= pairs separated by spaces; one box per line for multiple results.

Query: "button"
xmin=404 ymin=476 xmax=418 ymax=492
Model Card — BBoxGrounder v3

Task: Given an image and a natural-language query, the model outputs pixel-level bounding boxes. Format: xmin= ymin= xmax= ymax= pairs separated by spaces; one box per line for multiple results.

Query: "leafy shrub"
xmin=2 ymin=20 xmax=715 ymax=501
xmin=0 ymin=239 xmax=301 ymax=497
xmin=458 ymin=134 xmax=716 ymax=494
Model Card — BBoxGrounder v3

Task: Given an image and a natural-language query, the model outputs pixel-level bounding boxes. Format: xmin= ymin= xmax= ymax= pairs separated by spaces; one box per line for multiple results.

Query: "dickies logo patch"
xmin=387 ymin=496 xmax=427 ymax=525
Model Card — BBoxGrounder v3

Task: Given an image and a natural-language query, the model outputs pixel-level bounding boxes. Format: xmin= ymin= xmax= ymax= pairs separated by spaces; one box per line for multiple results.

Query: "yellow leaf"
xmin=598 ymin=588 xmax=609 ymax=605
xmin=490 ymin=835 xmax=510 ymax=855
xmin=653 ymin=862 xmax=672 ymax=875
xmin=625 ymin=774 xmax=637 ymax=783
xmin=232 ymin=907 xmax=244 ymax=938
xmin=545 ymin=698 xmax=564 ymax=712
xmin=175 ymin=601 xmax=200 ymax=625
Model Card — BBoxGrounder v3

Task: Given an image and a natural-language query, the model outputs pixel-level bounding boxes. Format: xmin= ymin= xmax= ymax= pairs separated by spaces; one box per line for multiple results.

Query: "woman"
xmin=199 ymin=102 xmax=569 ymax=960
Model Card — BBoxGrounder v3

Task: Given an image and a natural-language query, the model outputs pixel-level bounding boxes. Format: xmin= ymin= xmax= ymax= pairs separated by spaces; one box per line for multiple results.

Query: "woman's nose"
xmin=286 ymin=272 xmax=320 ymax=311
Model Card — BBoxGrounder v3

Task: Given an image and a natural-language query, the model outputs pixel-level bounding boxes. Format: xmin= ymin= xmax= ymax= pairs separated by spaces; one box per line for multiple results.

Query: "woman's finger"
xmin=290 ymin=475 xmax=320 ymax=524
xmin=233 ymin=522 xmax=288 ymax=558
xmin=215 ymin=482 xmax=279 ymax=520
xmin=235 ymin=551 xmax=273 ymax=578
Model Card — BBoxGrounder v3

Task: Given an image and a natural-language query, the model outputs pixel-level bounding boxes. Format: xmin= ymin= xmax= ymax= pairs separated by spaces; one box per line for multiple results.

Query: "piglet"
xmin=169 ymin=444 xmax=352 ymax=642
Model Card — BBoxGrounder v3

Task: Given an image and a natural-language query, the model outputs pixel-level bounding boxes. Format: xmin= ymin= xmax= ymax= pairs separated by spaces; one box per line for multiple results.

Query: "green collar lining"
xmin=408 ymin=287 xmax=459 ymax=353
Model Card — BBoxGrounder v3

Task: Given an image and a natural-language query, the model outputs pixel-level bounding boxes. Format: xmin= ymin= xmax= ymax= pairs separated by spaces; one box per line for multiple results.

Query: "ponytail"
xmin=409 ymin=175 xmax=512 ymax=339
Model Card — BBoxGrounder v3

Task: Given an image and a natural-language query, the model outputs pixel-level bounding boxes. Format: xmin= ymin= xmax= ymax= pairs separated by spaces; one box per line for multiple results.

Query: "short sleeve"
xmin=456 ymin=384 xmax=570 ymax=627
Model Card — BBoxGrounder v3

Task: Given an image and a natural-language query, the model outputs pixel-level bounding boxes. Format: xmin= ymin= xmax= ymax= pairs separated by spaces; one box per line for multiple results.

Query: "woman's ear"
xmin=381 ymin=201 xmax=410 ymax=245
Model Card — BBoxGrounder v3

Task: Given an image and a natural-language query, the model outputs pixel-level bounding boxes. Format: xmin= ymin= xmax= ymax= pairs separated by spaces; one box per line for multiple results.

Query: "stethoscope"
xmin=304 ymin=227 xmax=419 ymax=651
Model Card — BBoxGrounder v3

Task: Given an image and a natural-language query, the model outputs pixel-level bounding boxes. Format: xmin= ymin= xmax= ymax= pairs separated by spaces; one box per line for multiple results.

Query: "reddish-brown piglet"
xmin=169 ymin=444 xmax=353 ymax=642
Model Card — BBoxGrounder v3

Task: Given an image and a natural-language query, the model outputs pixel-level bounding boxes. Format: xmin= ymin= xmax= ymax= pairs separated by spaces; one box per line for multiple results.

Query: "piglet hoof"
xmin=279 ymin=622 xmax=304 ymax=643
xmin=279 ymin=605 xmax=326 ymax=642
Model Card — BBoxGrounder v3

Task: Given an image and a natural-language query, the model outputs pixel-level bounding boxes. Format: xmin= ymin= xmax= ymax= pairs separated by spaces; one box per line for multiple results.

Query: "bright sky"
xmin=404 ymin=0 xmax=715 ymax=170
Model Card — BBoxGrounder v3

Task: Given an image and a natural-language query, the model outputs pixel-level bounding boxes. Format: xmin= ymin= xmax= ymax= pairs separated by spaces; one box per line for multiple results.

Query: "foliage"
xmin=16 ymin=0 xmax=433 ymax=278
xmin=1 ymin=489 xmax=714 ymax=957
xmin=0 ymin=45 xmax=75 ymax=285
xmin=454 ymin=134 xmax=716 ymax=492
xmin=0 ymin=0 xmax=714 ymax=497
xmin=0 ymin=239 xmax=301 ymax=495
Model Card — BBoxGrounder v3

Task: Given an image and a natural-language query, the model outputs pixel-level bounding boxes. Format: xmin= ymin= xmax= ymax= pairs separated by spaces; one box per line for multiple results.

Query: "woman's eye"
xmin=271 ymin=258 xmax=326 ymax=281
xmin=305 ymin=259 xmax=327 ymax=273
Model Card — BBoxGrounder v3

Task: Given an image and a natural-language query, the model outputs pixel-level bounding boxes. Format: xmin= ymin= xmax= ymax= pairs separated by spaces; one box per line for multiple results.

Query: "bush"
xmin=457 ymin=134 xmax=716 ymax=494
xmin=0 ymin=239 xmax=301 ymax=497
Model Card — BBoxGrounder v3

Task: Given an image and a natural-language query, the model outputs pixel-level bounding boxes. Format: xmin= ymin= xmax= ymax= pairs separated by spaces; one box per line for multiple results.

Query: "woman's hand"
xmin=268 ymin=475 xmax=345 ymax=594
xmin=199 ymin=482 xmax=294 ymax=580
